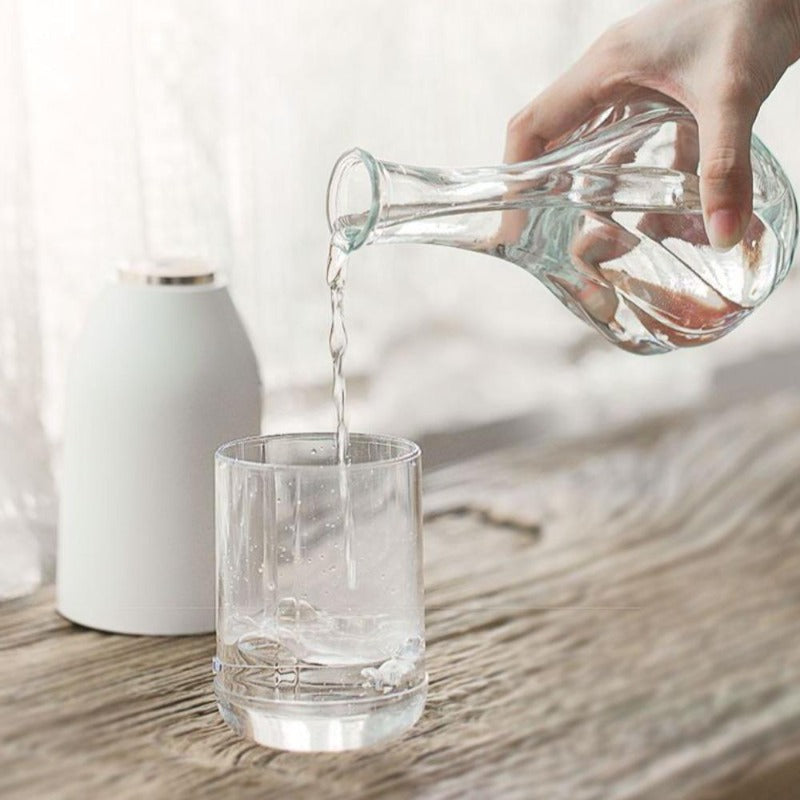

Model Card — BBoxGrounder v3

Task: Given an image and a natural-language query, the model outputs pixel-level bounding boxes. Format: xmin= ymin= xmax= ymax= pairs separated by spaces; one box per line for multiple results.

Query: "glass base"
xmin=215 ymin=678 xmax=427 ymax=752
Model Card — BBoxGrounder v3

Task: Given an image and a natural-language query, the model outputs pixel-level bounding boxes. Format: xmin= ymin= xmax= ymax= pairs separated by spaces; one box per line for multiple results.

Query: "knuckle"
xmin=506 ymin=105 xmax=537 ymax=144
xmin=715 ymin=75 xmax=756 ymax=108
xmin=702 ymin=148 xmax=751 ymax=188
xmin=714 ymin=47 xmax=772 ymax=107
xmin=506 ymin=109 xmax=529 ymax=140
xmin=590 ymin=19 xmax=637 ymax=65
xmin=583 ymin=20 xmax=647 ymax=95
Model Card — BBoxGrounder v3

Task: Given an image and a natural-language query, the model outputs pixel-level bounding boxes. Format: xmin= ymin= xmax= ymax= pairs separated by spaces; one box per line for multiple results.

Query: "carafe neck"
xmin=326 ymin=148 xmax=565 ymax=253
xmin=326 ymin=146 xmax=701 ymax=254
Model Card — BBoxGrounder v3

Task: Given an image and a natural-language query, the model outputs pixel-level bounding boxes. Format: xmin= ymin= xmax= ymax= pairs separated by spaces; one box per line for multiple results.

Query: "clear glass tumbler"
xmin=214 ymin=432 xmax=426 ymax=751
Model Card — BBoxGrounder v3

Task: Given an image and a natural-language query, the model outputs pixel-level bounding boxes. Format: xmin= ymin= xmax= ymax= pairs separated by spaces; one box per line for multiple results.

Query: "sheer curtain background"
xmin=4 ymin=0 xmax=800 ymax=595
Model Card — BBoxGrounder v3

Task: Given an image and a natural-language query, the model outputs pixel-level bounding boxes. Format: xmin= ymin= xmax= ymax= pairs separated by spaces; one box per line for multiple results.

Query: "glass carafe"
xmin=327 ymin=100 xmax=798 ymax=354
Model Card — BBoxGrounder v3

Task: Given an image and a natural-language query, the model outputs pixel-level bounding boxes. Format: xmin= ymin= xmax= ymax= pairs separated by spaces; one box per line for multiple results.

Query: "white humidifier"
xmin=57 ymin=261 xmax=261 ymax=634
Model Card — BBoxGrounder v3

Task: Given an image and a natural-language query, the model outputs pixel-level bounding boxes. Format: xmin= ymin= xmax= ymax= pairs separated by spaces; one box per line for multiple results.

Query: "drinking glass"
xmin=214 ymin=432 xmax=426 ymax=751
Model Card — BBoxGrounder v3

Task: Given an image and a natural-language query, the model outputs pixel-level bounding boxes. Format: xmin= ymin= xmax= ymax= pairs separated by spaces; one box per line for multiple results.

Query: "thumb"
xmin=697 ymin=100 xmax=757 ymax=251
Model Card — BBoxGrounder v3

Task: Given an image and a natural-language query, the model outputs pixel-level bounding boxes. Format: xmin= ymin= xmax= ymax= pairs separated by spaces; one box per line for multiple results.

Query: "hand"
xmin=505 ymin=0 xmax=800 ymax=250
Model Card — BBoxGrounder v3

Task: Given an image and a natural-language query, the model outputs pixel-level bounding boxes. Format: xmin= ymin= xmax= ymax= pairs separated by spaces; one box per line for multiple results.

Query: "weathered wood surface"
xmin=4 ymin=394 xmax=800 ymax=800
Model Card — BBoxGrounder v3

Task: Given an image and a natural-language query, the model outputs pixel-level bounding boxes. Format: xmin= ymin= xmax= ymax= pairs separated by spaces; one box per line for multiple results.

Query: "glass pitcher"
xmin=327 ymin=100 xmax=798 ymax=354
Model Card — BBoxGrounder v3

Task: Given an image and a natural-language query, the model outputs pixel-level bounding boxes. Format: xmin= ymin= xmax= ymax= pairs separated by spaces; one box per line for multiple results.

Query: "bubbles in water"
xmin=360 ymin=637 xmax=424 ymax=693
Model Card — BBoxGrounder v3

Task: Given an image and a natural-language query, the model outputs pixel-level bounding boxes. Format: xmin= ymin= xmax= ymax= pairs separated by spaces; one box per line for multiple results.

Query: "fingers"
xmin=696 ymin=97 xmax=758 ymax=250
xmin=503 ymin=18 xmax=650 ymax=165
xmin=501 ymin=63 xmax=604 ymax=249
xmin=570 ymin=212 xmax=639 ymax=273
xmin=504 ymin=67 xmax=598 ymax=163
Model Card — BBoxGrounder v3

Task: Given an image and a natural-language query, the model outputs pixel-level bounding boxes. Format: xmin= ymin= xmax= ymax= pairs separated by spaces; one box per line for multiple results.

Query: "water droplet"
xmin=311 ymin=447 xmax=317 ymax=455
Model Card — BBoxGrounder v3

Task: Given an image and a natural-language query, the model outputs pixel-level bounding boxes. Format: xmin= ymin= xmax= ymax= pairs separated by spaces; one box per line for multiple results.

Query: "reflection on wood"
xmin=3 ymin=394 xmax=800 ymax=798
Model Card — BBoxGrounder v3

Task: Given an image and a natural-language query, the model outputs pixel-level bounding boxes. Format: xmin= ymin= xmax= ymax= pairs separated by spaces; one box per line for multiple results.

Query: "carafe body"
xmin=328 ymin=101 xmax=798 ymax=354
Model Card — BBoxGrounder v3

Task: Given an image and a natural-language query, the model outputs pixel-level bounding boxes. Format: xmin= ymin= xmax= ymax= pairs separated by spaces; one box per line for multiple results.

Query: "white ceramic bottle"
xmin=57 ymin=261 xmax=261 ymax=635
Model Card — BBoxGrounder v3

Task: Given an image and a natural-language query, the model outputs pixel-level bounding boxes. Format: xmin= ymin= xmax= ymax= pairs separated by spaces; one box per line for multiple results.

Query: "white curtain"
xmin=3 ymin=0 xmax=800 ymax=596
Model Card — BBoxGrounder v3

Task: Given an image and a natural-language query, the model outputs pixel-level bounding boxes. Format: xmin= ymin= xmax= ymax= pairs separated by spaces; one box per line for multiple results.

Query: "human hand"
xmin=505 ymin=0 xmax=800 ymax=250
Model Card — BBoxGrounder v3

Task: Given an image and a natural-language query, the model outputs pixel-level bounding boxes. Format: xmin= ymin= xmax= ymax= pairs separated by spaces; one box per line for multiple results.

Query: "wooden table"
xmin=4 ymin=394 xmax=800 ymax=800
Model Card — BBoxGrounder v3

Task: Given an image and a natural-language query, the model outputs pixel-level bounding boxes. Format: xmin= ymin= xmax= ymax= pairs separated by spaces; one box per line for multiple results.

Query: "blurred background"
xmin=3 ymin=0 xmax=800 ymax=596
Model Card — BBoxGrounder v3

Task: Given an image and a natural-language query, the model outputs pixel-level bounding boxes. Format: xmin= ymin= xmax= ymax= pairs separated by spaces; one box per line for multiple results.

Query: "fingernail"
xmin=707 ymin=209 xmax=742 ymax=252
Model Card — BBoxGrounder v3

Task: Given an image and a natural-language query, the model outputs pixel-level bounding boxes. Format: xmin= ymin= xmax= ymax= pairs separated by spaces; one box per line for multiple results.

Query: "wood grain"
xmin=4 ymin=394 xmax=800 ymax=799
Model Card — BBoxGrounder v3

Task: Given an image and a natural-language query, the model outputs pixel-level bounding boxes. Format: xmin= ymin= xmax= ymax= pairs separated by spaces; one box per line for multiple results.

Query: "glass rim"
xmin=326 ymin=147 xmax=381 ymax=251
xmin=215 ymin=431 xmax=421 ymax=472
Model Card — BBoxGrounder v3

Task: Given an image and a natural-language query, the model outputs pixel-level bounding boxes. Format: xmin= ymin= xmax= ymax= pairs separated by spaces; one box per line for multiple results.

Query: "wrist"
xmin=789 ymin=0 xmax=800 ymax=58
xmin=750 ymin=0 xmax=800 ymax=61
xmin=771 ymin=0 xmax=800 ymax=60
